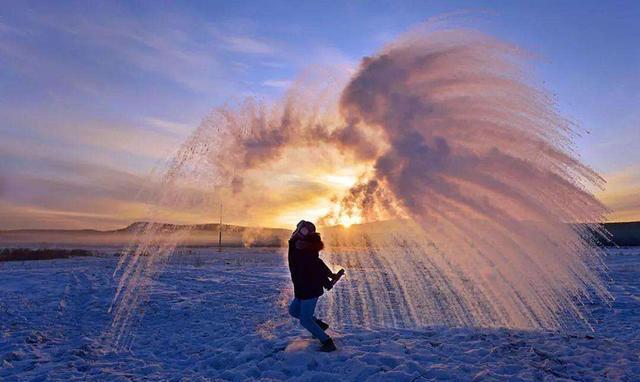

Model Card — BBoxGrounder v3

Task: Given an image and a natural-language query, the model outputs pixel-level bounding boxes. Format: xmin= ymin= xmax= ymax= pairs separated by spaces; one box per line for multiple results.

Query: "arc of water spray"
xmin=108 ymin=24 xmax=611 ymax=348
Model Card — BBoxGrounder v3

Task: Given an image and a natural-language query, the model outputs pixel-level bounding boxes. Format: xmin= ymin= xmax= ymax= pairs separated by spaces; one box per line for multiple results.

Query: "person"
xmin=287 ymin=220 xmax=344 ymax=352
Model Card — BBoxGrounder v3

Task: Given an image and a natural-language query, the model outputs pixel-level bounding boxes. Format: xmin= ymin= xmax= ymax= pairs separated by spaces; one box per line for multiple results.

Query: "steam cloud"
xmin=109 ymin=26 xmax=610 ymax=345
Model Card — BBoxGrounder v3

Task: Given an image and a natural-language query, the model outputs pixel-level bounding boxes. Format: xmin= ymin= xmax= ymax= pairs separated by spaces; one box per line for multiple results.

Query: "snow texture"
xmin=1 ymin=247 xmax=638 ymax=381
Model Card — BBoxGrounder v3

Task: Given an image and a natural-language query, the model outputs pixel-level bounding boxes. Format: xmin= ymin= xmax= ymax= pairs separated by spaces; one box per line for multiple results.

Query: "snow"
xmin=1 ymin=247 xmax=639 ymax=381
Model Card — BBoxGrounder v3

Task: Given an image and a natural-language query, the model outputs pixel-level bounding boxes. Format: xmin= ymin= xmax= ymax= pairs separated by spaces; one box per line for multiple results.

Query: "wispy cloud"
xmin=262 ymin=79 xmax=292 ymax=88
xmin=219 ymin=35 xmax=276 ymax=54
xmin=0 ymin=5 xmax=235 ymax=95
xmin=0 ymin=109 xmax=185 ymax=170
xmin=0 ymin=158 xmax=154 ymax=229
xmin=142 ymin=117 xmax=195 ymax=137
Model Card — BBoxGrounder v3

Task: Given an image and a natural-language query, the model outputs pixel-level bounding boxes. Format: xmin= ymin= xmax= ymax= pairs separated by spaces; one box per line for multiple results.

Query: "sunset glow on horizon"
xmin=1 ymin=2 xmax=638 ymax=231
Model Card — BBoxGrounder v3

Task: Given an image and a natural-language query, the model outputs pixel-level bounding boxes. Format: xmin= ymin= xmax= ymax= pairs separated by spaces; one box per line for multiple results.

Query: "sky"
xmin=0 ymin=0 xmax=638 ymax=230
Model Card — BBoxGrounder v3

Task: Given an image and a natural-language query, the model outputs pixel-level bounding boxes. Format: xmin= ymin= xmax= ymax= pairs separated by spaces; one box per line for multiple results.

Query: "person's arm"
xmin=322 ymin=264 xmax=345 ymax=290
xmin=313 ymin=233 xmax=342 ymax=279
xmin=322 ymin=274 xmax=334 ymax=290
xmin=317 ymin=258 xmax=333 ymax=277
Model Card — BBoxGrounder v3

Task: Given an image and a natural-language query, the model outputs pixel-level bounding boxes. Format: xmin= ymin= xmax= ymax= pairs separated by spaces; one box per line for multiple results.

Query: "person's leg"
xmin=315 ymin=318 xmax=329 ymax=330
xmin=299 ymin=298 xmax=330 ymax=342
xmin=288 ymin=298 xmax=301 ymax=319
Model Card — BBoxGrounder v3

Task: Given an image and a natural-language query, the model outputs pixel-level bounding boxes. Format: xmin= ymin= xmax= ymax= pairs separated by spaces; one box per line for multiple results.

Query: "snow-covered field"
xmin=1 ymin=247 xmax=638 ymax=381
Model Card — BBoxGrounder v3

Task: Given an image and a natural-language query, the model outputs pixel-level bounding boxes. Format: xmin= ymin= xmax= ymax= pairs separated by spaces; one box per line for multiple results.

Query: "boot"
xmin=320 ymin=337 xmax=337 ymax=352
xmin=315 ymin=318 xmax=329 ymax=331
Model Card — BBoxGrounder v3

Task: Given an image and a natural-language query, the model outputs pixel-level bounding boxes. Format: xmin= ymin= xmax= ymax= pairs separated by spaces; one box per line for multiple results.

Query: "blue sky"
xmin=1 ymin=1 xmax=638 ymax=229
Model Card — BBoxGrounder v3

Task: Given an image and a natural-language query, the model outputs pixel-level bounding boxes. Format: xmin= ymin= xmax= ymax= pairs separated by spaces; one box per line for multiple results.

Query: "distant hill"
xmin=0 ymin=222 xmax=291 ymax=248
xmin=600 ymin=222 xmax=640 ymax=246
xmin=1 ymin=220 xmax=639 ymax=248
xmin=115 ymin=221 xmax=253 ymax=234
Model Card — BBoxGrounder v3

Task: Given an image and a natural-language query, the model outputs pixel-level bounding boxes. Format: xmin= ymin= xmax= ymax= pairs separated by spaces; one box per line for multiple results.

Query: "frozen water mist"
xmin=318 ymin=28 xmax=611 ymax=331
xmin=109 ymin=27 xmax=610 ymax=346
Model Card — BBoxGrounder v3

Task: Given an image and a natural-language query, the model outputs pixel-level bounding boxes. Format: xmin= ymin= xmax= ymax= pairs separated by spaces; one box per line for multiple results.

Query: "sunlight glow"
xmin=324 ymin=174 xmax=359 ymax=188
xmin=338 ymin=213 xmax=361 ymax=228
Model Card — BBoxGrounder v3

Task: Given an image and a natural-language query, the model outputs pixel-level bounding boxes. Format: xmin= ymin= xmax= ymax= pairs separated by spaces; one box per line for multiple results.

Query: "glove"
xmin=326 ymin=269 xmax=345 ymax=290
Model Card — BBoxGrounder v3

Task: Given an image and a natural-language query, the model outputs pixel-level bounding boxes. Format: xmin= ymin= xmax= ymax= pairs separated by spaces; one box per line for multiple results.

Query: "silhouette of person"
xmin=287 ymin=220 xmax=343 ymax=352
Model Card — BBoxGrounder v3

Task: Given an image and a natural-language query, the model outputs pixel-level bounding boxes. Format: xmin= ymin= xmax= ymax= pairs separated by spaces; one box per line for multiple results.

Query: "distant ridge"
xmin=115 ymin=221 xmax=259 ymax=233
xmin=1 ymin=221 xmax=639 ymax=247
xmin=3 ymin=221 xmax=289 ymax=235
xmin=599 ymin=221 xmax=640 ymax=246
xmin=0 ymin=221 xmax=291 ymax=248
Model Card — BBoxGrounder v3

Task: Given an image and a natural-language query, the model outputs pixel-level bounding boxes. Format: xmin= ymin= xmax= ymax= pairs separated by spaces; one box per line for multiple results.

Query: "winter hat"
xmin=292 ymin=220 xmax=316 ymax=239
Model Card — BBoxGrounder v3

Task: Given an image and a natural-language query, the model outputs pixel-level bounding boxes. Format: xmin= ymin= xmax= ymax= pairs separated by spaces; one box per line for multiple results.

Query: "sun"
xmin=338 ymin=214 xmax=360 ymax=228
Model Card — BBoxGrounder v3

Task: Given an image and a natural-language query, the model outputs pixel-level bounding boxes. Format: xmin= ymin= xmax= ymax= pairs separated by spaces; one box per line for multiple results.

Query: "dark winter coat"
xmin=288 ymin=232 xmax=333 ymax=300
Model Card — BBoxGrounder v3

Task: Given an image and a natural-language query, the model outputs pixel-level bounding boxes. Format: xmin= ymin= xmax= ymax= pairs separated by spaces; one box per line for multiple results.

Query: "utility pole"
xmin=218 ymin=203 xmax=223 ymax=252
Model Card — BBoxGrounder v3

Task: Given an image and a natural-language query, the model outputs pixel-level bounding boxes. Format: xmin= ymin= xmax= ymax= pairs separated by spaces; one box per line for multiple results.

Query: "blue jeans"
xmin=288 ymin=298 xmax=329 ymax=342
